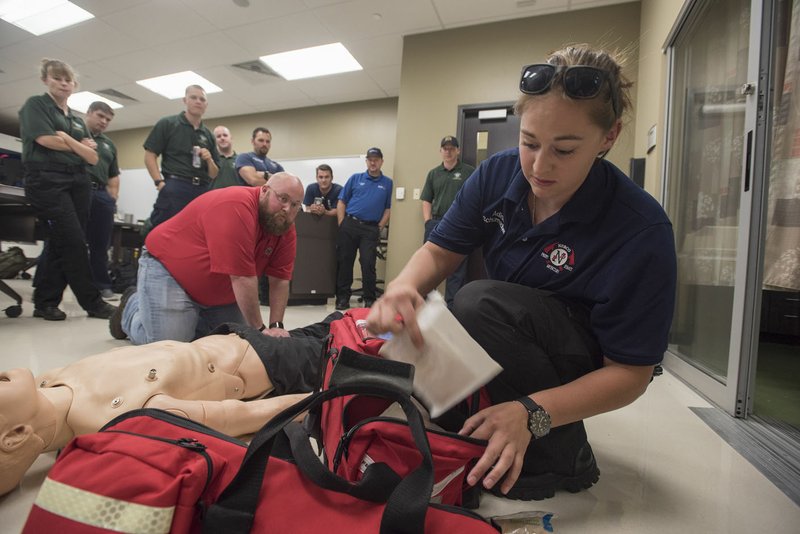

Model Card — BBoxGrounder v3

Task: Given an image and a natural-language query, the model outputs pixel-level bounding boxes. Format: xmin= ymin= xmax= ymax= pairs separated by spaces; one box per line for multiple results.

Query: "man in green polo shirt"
xmin=143 ymin=85 xmax=220 ymax=229
xmin=85 ymin=101 xmax=121 ymax=299
xmin=210 ymin=125 xmax=240 ymax=189
xmin=420 ymin=135 xmax=476 ymax=309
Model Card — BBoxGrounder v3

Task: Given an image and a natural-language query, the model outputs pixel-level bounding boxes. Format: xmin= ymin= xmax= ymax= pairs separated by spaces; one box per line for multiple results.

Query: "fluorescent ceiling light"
xmin=0 ymin=0 xmax=94 ymax=36
xmin=136 ymin=71 xmax=222 ymax=100
xmin=260 ymin=42 xmax=362 ymax=81
xmin=68 ymin=92 xmax=124 ymax=114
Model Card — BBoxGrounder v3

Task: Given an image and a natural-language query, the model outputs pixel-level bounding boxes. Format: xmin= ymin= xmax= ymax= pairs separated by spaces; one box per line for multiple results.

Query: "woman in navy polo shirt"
xmin=19 ymin=59 xmax=116 ymax=322
xmin=368 ymin=45 xmax=677 ymax=501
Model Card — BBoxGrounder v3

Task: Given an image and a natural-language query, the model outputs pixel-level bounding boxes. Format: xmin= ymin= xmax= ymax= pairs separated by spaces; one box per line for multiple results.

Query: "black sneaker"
xmin=87 ymin=301 xmax=117 ymax=320
xmin=363 ymin=299 xmax=375 ymax=308
xmin=109 ymin=286 xmax=136 ymax=339
xmin=33 ymin=306 xmax=67 ymax=321
xmin=335 ymin=300 xmax=349 ymax=311
xmin=491 ymin=442 xmax=600 ymax=501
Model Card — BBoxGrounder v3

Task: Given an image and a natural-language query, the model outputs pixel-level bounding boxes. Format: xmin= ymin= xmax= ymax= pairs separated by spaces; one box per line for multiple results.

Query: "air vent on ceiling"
xmin=97 ymin=88 xmax=139 ymax=102
xmin=231 ymin=60 xmax=280 ymax=77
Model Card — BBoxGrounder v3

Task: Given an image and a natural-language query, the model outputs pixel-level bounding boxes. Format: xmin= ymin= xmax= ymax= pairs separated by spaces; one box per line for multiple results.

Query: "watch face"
xmin=528 ymin=410 xmax=551 ymax=438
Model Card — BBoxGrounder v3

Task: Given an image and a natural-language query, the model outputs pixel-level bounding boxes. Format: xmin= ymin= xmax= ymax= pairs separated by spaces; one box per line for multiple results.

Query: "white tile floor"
xmin=1 ymin=278 xmax=798 ymax=533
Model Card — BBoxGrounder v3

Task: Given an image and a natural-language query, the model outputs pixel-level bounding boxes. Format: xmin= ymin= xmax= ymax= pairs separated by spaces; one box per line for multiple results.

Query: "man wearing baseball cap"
xmin=335 ymin=147 xmax=393 ymax=310
xmin=420 ymin=136 xmax=476 ymax=309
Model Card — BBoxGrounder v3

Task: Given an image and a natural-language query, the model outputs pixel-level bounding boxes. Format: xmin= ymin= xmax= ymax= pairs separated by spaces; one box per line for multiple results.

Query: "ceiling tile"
xmin=223 ymin=11 xmax=335 ymax=56
xmin=41 ymin=20 xmax=141 ymax=62
xmin=315 ymin=0 xmax=441 ymax=40
xmin=101 ymin=0 xmax=218 ymax=47
xmin=179 ymin=0 xmax=308 ymax=30
xmin=0 ymin=21 xmax=34 ymax=48
xmin=432 ymin=0 xmax=567 ymax=28
xmin=345 ymin=34 xmax=404 ymax=69
xmin=366 ymin=65 xmax=401 ymax=95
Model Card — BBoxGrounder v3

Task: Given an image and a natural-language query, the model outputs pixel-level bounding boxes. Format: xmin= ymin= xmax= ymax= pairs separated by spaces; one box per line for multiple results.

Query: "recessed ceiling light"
xmin=0 ymin=0 xmax=94 ymax=36
xmin=259 ymin=42 xmax=362 ymax=81
xmin=68 ymin=92 xmax=124 ymax=114
xmin=136 ymin=71 xmax=222 ymax=100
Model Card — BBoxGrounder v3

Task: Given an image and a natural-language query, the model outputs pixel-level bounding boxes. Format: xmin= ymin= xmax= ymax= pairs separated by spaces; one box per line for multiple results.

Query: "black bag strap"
xmin=202 ymin=379 xmax=434 ymax=534
xmin=284 ymin=422 xmax=400 ymax=502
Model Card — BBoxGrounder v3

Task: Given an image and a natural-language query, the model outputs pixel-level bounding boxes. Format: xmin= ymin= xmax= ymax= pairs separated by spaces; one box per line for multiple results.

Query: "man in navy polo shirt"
xmin=235 ymin=127 xmax=284 ymax=186
xmin=335 ymin=147 xmax=392 ymax=310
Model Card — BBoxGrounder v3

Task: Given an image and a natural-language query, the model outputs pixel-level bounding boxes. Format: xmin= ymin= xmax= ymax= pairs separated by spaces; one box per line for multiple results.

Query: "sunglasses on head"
xmin=519 ymin=63 xmax=618 ymax=118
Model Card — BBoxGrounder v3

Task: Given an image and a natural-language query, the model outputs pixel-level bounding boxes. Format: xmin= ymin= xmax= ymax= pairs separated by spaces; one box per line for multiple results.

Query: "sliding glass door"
xmin=662 ymin=0 xmax=765 ymax=415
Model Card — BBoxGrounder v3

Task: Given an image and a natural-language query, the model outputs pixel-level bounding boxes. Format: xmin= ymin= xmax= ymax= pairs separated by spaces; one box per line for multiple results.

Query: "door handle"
xmin=744 ymin=129 xmax=753 ymax=193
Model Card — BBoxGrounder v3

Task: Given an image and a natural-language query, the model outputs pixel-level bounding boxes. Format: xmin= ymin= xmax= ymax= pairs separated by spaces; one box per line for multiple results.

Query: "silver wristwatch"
xmin=516 ymin=396 xmax=551 ymax=439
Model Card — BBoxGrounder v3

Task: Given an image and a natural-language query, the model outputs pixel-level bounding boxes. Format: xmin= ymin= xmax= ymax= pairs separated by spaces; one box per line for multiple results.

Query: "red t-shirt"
xmin=145 ymin=187 xmax=296 ymax=306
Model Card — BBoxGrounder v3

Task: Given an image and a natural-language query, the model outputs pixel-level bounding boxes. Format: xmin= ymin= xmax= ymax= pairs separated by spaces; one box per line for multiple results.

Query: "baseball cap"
xmin=366 ymin=147 xmax=383 ymax=158
xmin=440 ymin=136 xmax=459 ymax=148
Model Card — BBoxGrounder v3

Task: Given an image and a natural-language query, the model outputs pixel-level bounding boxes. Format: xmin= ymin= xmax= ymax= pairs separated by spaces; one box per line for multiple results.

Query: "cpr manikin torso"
xmin=37 ymin=334 xmax=269 ymax=440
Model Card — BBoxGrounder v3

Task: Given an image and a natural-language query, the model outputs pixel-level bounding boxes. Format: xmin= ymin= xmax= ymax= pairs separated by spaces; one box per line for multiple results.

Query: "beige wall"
xmin=106 ymin=97 xmax=398 ymax=173
xmin=386 ymin=2 xmax=643 ymax=281
xmin=633 ymin=0 xmax=687 ymax=196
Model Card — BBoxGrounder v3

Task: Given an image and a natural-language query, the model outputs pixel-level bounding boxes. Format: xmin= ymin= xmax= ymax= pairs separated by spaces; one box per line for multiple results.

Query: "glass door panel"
xmin=664 ymin=0 xmax=753 ymax=407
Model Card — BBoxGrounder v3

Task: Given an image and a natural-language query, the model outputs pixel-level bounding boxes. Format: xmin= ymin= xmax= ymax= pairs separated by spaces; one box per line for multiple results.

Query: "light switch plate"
xmin=396 ymin=187 xmax=405 ymax=200
xmin=413 ymin=188 xmax=421 ymax=200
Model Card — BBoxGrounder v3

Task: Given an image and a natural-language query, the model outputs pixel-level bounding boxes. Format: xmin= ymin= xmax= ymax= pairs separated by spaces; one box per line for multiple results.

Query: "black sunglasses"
xmin=519 ymin=63 xmax=618 ymax=118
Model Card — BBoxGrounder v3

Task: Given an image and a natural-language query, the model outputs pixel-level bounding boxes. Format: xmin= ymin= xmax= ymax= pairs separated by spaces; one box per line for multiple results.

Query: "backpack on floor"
xmin=0 ymin=246 xmax=28 ymax=279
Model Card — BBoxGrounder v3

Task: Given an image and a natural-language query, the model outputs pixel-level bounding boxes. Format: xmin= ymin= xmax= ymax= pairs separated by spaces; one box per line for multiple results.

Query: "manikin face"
xmin=517 ymin=93 xmax=619 ymax=209
xmin=258 ymin=173 xmax=304 ymax=235
xmin=316 ymin=170 xmax=333 ymax=193
xmin=440 ymin=144 xmax=459 ymax=167
xmin=366 ymin=156 xmax=383 ymax=176
xmin=0 ymin=369 xmax=40 ymax=431
xmin=252 ymin=132 xmax=272 ymax=157
xmin=183 ymin=87 xmax=208 ymax=117
xmin=85 ymin=109 xmax=114 ymax=135
xmin=43 ymin=70 xmax=75 ymax=102
xmin=214 ymin=127 xmax=232 ymax=152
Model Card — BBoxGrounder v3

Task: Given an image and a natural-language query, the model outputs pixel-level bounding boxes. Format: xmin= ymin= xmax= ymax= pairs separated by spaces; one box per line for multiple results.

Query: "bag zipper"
xmin=100 ymin=408 xmax=246 ymax=446
xmin=104 ymin=430 xmax=214 ymax=494
xmin=332 ymin=415 xmax=486 ymax=473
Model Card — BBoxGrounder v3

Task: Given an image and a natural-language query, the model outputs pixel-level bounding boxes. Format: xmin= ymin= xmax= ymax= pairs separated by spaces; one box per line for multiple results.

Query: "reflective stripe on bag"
xmin=34 ymin=478 xmax=175 ymax=534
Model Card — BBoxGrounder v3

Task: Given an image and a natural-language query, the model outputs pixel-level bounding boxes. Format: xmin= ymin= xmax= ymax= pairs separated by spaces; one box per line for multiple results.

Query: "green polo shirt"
xmin=88 ymin=131 xmax=120 ymax=185
xmin=143 ymin=112 xmax=219 ymax=181
xmin=420 ymin=160 xmax=476 ymax=218
xmin=18 ymin=94 xmax=89 ymax=165
xmin=210 ymin=152 xmax=240 ymax=189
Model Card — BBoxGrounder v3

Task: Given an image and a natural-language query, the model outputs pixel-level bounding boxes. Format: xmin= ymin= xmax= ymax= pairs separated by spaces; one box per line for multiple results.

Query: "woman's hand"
xmin=459 ymin=401 xmax=531 ymax=494
xmin=366 ymin=283 xmax=426 ymax=348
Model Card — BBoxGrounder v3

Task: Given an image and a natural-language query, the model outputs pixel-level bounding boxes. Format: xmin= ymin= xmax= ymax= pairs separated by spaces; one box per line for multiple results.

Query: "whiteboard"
xmin=279 ymin=155 xmax=365 ymax=191
xmin=115 ymin=155 xmax=367 ymax=223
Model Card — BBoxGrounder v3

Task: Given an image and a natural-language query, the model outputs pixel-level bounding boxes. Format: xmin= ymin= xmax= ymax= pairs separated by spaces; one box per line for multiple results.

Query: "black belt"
xmin=24 ymin=162 xmax=86 ymax=174
xmin=90 ymin=181 xmax=106 ymax=190
xmin=347 ymin=214 xmax=378 ymax=226
xmin=166 ymin=174 xmax=210 ymax=186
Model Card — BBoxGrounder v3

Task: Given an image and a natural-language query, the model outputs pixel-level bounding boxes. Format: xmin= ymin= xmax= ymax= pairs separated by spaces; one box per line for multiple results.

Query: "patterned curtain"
xmin=764 ymin=0 xmax=800 ymax=291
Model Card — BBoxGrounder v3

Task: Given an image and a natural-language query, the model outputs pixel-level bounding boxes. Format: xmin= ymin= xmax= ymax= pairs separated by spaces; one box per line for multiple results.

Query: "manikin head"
xmin=0 ymin=369 xmax=52 ymax=496
xmin=258 ymin=172 xmax=304 ymax=235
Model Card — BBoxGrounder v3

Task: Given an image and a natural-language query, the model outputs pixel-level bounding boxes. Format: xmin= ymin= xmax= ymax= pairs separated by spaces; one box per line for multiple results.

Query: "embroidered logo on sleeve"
xmin=482 ymin=210 xmax=505 ymax=234
xmin=542 ymin=242 xmax=575 ymax=273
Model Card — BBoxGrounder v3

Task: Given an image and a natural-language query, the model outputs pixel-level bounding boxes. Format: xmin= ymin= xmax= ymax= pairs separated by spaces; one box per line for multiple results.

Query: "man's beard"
xmin=260 ymin=206 xmax=291 ymax=235
xmin=256 ymin=146 xmax=269 ymax=156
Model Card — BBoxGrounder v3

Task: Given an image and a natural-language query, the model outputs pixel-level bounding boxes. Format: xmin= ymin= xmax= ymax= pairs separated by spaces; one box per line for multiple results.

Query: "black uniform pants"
xmin=24 ymin=168 xmax=104 ymax=311
xmin=149 ymin=178 xmax=208 ymax=229
xmin=445 ymin=280 xmax=603 ymax=475
xmin=87 ymin=187 xmax=116 ymax=290
xmin=336 ymin=216 xmax=380 ymax=302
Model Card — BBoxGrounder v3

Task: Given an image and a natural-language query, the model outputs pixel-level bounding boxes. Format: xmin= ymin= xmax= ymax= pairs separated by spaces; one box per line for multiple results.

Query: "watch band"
xmin=258 ymin=323 xmax=267 ymax=332
xmin=516 ymin=396 xmax=540 ymax=413
xmin=269 ymin=321 xmax=284 ymax=330
xmin=153 ymin=179 xmax=165 ymax=188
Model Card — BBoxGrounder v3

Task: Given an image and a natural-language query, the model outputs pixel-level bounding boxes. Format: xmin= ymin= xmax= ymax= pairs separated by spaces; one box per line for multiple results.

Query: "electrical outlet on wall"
xmin=396 ymin=187 xmax=405 ymax=200
xmin=413 ymin=188 xmax=421 ymax=200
